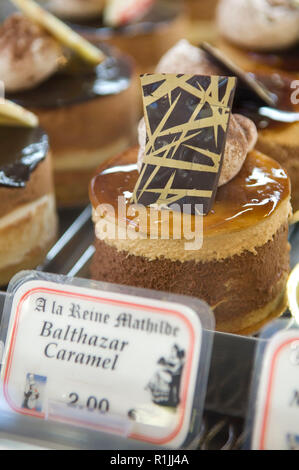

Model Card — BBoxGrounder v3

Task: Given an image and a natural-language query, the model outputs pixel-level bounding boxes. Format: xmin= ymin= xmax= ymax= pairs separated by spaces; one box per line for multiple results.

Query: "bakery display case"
xmin=0 ymin=0 xmax=299 ymax=451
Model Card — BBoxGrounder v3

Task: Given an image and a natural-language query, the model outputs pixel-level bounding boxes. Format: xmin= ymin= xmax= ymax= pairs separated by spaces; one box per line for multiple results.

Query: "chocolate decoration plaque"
xmin=132 ymin=74 xmax=236 ymax=215
xmin=201 ymin=42 xmax=277 ymax=108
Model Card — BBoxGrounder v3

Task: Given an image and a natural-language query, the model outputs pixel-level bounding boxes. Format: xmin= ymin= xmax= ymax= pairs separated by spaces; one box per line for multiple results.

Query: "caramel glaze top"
xmin=90 ymin=146 xmax=290 ymax=238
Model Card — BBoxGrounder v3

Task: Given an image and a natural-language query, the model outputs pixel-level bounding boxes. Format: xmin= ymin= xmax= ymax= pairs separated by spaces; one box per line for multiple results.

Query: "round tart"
xmin=89 ymin=146 xmax=291 ymax=335
xmin=51 ymin=0 xmax=187 ymax=73
xmin=0 ymin=125 xmax=57 ymax=286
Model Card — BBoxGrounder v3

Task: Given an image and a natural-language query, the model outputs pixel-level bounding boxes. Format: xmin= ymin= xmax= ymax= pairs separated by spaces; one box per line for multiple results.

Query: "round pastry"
xmin=0 ymin=122 xmax=57 ymax=286
xmin=216 ymin=0 xmax=299 ymax=213
xmin=89 ymin=145 xmax=291 ymax=335
xmin=45 ymin=0 xmax=187 ymax=73
xmin=0 ymin=13 xmax=139 ymax=207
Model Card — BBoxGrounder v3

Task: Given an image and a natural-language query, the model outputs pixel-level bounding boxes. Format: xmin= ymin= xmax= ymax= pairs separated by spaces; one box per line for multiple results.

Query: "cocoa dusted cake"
xmin=0 ymin=5 xmax=139 ymax=207
xmin=89 ymin=73 xmax=291 ymax=334
xmin=0 ymin=102 xmax=57 ymax=286
xmin=44 ymin=0 xmax=187 ymax=73
xmin=216 ymin=0 xmax=299 ymax=214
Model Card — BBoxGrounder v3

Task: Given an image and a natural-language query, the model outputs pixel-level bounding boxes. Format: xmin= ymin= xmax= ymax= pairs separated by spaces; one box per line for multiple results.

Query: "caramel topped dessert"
xmin=90 ymin=148 xmax=290 ymax=239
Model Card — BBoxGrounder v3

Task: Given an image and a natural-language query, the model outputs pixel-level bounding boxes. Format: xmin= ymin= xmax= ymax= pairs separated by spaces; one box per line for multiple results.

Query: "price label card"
xmin=0 ymin=272 xmax=214 ymax=449
xmin=251 ymin=329 xmax=299 ymax=450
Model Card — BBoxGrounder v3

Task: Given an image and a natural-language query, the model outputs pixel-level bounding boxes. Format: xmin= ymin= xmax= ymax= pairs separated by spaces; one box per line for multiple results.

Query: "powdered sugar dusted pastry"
xmin=0 ymin=13 xmax=63 ymax=93
xmin=217 ymin=0 xmax=299 ymax=51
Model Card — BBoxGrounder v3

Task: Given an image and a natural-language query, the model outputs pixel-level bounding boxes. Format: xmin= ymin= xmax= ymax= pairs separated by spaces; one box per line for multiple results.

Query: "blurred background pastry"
xmin=184 ymin=0 xmax=219 ymax=44
xmin=216 ymin=0 xmax=299 ymax=214
xmin=0 ymin=100 xmax=57 ymax=285
xmin=89 ymin=61 xmax=291 ymax=334
xmin=40 ymin=0 xmax=187 ymax=73
xmin=0 ymin=3 xmax=139 ymax=207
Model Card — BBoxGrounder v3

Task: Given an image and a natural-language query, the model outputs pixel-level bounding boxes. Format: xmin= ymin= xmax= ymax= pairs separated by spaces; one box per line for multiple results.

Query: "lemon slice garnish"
xmin=287 ymin=263 xmax=299 ymax=321
xmin=11 ymin=0 xmax=105 ymax=65
xmin=0 ymin=99 xmax=39 ymax=127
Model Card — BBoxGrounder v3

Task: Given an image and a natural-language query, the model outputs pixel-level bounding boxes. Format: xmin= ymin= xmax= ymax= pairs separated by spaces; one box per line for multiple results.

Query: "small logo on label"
xmin=22 ymin=373 xmax=47 ymax=412
xmin=146 ymin=344 xmax=185 ymax=408
xmin=287 ymin=433 xmax=299 ymax=450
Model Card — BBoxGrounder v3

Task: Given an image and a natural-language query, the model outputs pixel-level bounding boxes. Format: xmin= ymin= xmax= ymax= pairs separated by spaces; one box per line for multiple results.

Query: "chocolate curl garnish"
xmin=132 ymin=73 xmax=236 ymax=215
xmin=201 ymin=42 xmax=277 ymax=108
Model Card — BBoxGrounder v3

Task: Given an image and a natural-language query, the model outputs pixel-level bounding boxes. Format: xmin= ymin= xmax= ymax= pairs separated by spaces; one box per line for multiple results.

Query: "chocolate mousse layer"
xmin=91 ymin=223 xmax=289 ymax=333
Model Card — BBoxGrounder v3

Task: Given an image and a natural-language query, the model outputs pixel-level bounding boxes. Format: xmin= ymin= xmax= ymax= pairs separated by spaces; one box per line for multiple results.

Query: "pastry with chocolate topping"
xmin=0 ymin=99 xmax=57 ymax=286
xmin=43 ymin=0 xmax=187 ymax=73
xmin=89 ymin=72 xmax=291 ymax=335
xmin=216 ymin=0 xmax=299 ymax=214
xmin=0 ymin=1 xmax=138 ymax=207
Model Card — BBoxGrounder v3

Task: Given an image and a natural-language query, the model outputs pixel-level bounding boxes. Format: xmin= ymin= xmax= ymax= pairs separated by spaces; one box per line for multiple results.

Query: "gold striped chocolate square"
xmin=132 ymin=74 xmax=237 ymax=215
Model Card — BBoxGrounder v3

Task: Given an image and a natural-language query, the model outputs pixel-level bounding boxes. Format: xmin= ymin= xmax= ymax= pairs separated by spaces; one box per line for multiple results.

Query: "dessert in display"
xmin=89 ymin=71 xmax=291 ymax=335
xmin=43 ymin=0 xmax=187 ymax=73
xmin=0 ymin=0 xmax=138 ymax=207
xmin=216 ymin=0 xmax=299 ymax=214
xmin=0 ymin=99 xmax=57 ymax=286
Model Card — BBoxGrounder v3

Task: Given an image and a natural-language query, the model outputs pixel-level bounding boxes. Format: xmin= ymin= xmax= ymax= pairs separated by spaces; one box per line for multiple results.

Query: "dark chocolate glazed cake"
xmin=0 ymin=123 xmax=57 ymax=285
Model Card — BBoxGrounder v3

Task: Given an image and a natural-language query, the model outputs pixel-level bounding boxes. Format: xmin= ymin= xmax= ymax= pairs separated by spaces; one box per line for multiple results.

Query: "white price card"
xmin=0 ymin=274 xmax=213 ymax=449
xmin=251 ymin=329 xmax=299 ymax=450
